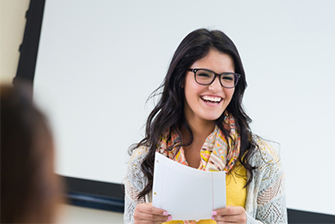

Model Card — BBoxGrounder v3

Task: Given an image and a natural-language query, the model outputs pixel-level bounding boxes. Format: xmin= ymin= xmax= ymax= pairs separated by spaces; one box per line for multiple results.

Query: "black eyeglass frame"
xmin=188 ymin=68 xmax=241 ymax=88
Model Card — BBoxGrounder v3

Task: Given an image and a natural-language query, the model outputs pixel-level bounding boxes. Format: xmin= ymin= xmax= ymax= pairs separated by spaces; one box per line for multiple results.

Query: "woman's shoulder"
xmin=127 ymin=145 xmax=150 ymax=170
xmin=250 ymin=135 xmax=282 ymax=167
xmin=126 ymin=145 xmax=150 ymax=182
xmin=249 ymin=136 xmax=285 ymax=189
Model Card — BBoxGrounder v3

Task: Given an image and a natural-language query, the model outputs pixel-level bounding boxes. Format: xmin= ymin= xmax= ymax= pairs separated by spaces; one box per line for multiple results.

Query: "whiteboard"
xmin=33 ymin=0 xmax=335 ymax=215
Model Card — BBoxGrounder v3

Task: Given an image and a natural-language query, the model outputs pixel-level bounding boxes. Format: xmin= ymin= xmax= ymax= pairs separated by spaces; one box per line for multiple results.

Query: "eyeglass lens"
xmin=195 ymin=69 xmax=237 ymax=87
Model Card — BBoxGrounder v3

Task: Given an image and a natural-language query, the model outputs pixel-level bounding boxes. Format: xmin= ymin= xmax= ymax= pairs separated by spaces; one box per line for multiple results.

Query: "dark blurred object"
xmin=0 ymin=83 xmax=63 ymax=223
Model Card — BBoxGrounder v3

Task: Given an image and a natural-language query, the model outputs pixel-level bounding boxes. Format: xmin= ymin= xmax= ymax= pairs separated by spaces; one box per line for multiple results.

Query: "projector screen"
xmin=31 ymin=0 xmax=335 ymax=216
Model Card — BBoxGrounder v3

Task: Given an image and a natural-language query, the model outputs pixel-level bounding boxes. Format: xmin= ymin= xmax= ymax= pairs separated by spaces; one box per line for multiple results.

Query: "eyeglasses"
xmin=188 ymin=68 xmax=241 ymax=88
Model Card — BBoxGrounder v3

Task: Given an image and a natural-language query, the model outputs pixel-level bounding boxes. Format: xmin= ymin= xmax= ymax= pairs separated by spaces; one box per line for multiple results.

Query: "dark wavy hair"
xmin=132 ymin=28 xmax=258 ymax=199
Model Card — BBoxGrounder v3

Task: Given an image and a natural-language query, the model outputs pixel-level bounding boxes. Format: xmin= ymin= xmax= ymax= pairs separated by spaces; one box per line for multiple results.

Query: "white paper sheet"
xmin=152 ymin=152 xmax=226 ymax=220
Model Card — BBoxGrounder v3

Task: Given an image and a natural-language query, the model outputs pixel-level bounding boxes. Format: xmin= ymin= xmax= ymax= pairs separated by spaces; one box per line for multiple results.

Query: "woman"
xmin=124 ymin=29 xmax=287 ymax=224
xmin=1 ymin=83 xmax=63 ymax=223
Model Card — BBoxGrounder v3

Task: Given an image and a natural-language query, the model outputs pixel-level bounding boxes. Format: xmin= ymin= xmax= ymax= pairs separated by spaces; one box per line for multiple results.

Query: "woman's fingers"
xmin=135 ymin=212 xmax=169 ymax=222
xmin=134 ymin=203 xmax=171 ymax=223
xmin=214 ymin=215 xmax=246 ymax=223
xmin=215 ymin=205 xmax=244 ymax=215
xmin=212 ymin=206 xmax=246 ymax=224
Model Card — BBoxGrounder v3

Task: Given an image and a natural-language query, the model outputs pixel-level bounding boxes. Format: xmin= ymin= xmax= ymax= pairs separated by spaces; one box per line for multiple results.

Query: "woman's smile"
xmin=200 ymin=95 xmax=224 ymax=105
xmin=183 ymin=48 xmax=235 ymax=124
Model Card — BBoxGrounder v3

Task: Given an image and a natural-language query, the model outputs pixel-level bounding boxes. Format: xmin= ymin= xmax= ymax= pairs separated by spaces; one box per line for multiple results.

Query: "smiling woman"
xmin=124 ymin=28 xmax=287 ymax=224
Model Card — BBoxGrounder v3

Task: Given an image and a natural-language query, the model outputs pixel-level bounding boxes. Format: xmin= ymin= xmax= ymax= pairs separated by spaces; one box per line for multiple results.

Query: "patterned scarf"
xmin=157 ymin=113 xmax=241 ymax=172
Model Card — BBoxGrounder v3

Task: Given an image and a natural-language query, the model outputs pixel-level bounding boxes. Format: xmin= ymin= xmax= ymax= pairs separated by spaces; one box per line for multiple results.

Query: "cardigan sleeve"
xmin=124 ymin=146 xmax=149 ymax=224
xmin=245 ymin=138 xmax=288 ymax=224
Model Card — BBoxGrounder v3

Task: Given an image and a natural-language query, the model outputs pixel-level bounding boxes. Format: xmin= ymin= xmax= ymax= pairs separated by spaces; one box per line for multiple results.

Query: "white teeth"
xmin=202 ymin=96 xmax=222 ymax=103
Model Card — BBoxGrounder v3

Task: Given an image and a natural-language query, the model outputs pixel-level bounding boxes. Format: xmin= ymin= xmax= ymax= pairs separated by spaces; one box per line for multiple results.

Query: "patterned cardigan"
xmin=124 ymin=137 xmax=287 ymax=224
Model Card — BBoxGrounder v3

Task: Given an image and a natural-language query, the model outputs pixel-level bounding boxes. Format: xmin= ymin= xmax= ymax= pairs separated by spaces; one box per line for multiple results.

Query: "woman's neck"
xmin=180 ymin=118 xmax=216 ymax=168
xmin=187 ymin=119 xmax=215 ymax=141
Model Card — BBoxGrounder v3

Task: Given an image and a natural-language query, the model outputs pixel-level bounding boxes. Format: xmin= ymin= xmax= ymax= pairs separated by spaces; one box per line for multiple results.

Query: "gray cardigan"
xmin=124 ymin=137 xmax=287 ymax=224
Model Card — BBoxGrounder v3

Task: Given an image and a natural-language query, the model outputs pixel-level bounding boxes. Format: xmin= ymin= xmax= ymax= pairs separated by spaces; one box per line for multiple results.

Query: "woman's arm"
xmin=124 ymin=146 xmax=171 ymax=224
xmin=244 ymin=138 xmax=287 ymax=224
xmin=246 ymin=173 xmax=287 ymax=224
xmin=124 ymin=147 xmax=147 ymax=223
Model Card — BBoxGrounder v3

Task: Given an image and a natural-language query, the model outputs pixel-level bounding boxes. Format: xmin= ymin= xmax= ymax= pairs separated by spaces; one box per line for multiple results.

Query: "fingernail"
xmin=212 ymin=211 xmax=217 ymax=215
xmin=163 ymin=212 xmax=168 ymax=216
xmin=166 ymin=215 xmax=173 ymax=221
xmin=211 ymin=215 xmax=215 ymax=220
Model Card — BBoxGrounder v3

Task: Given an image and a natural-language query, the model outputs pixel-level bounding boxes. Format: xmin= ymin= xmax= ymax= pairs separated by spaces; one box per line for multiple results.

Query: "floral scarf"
xmin=157 ymin=113 xmax=241 ymax=173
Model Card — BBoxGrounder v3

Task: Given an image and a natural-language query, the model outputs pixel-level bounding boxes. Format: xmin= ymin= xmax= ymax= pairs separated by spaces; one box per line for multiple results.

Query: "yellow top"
xmin=163 ymin=162 xmax=247 ymax=224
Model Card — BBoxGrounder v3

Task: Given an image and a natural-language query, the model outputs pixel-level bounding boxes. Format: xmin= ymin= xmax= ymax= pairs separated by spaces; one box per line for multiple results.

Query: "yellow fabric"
xmin=226 ymin=162 xmax=247 ymax=208
xmin=163 ymin=162 xmax=247 ymax=224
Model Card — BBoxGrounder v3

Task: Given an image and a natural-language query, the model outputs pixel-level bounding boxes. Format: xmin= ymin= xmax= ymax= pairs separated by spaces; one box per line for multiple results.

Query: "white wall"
xmin=0 ymin=0 xmax=123 ymax=223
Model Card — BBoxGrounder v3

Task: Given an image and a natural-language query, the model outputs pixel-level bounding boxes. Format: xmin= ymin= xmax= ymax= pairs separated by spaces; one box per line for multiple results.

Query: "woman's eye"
xmin=222 ymin=75 xmax=234 ymax=82
xmin=197 ymin=72 xmax=210 ymax=77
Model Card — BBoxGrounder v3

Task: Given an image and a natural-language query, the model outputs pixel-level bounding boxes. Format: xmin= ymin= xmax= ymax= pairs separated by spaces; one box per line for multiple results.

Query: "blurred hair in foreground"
xmin=1 ymin=82 xmax=63 ymax=223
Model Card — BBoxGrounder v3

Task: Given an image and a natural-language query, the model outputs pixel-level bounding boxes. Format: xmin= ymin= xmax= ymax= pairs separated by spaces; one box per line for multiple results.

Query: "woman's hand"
xmin=212 ymin=205 xmax=247 ymax=224
xmin=133 ymin=203 xmax=172 ymax=224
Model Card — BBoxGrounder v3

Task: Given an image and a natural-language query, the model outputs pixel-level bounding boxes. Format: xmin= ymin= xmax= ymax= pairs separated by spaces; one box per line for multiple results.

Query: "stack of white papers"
xmin=152 ymin=152 xmax=226 ymax=220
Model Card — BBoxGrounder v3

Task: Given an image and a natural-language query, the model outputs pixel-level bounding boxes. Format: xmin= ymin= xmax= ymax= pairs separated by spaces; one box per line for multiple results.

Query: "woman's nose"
xmin=208 ymin=76 xmax=222 ymax=91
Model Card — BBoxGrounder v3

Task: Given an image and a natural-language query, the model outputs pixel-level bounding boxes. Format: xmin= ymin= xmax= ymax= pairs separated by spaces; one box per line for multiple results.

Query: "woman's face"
xmin=184 ymin=48 xmax=235 ymax=125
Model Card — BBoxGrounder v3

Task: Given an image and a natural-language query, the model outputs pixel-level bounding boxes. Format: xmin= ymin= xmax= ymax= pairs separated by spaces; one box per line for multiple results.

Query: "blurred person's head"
xmin=1 ymin=83 xmax=62 ymax=223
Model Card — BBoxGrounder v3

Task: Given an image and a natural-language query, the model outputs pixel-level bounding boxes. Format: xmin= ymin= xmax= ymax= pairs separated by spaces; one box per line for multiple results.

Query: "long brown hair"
xmin=1 ymin=83 xmax=63 ymax=223
xmin=132 ymin=29 xmax=258 ymax=199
